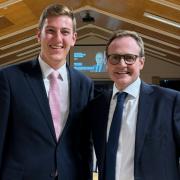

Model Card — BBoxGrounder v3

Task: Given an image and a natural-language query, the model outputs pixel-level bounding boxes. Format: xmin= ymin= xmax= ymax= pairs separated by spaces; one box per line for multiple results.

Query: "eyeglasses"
xmin=107 ymin=54 xmax=140 ymax=65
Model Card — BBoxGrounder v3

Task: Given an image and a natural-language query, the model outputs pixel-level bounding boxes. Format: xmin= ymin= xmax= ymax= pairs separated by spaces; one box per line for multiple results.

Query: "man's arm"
xmin=174 ymin=91 xmax=180 ymax=158
xmin=0 ymin=69 xmax=10 ymax=171
xmin=80 ymin=80 xmax=94 ymax=180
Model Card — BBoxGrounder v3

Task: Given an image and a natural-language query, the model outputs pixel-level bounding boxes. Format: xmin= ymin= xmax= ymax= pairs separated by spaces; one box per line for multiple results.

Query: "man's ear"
xmin=37 ymin=29 xmax=41 ymax=43
xmin=139 ymin=57 xmax=145 ymax=70
xmin=72 ymin=32 xmax=77 ymax=46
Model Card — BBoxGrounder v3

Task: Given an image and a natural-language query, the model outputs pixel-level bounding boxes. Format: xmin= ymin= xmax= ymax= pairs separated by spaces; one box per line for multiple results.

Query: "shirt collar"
xmin=112 ymin=77 xmax=141 ymax=99
xmin=38 ymin=55 xmax=67 ymax=81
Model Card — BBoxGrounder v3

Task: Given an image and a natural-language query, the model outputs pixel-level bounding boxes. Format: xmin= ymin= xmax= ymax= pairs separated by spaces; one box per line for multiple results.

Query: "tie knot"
xmin=49 ymin=71 xmax=59 ymax=80
xmin=117 ymin=92 xmax=127 ymax=102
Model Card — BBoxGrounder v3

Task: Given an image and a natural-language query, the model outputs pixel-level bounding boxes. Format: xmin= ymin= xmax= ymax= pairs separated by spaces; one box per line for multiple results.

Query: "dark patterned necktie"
xmin=105 ymin=92 xmax=127 ymax=180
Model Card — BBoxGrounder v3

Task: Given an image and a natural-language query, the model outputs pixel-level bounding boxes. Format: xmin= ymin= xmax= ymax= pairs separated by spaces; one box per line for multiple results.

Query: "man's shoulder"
xmin=68 ymin=66 xmax=92 ymax=82
xmin=141 ymin=81 xmax=180 ymax=97
xmin=1 ymin=59 xmax=37 ymax=71
xmin=0 ymin=59 xmax=39 ymax=79
xmin=91 ymin=89 xmax=112 ymax=104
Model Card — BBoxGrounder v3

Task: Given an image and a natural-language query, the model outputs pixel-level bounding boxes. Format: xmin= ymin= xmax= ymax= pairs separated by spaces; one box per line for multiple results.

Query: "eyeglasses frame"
xmin=107 ymin=53 xmax=142 ymax=65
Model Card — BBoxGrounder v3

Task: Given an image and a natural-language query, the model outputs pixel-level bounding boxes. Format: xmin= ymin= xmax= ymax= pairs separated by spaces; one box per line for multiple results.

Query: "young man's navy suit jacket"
xmin=0 ymin=59 xmax=93 ymax=180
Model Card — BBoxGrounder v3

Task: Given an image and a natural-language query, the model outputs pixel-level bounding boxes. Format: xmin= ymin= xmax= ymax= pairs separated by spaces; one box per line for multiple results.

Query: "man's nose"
xmin=55 ymin=31 xmax=63 ymax=41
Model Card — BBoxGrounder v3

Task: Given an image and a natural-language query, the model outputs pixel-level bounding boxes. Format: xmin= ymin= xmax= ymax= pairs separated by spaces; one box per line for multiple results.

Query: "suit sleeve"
xmin=0 ymin=70 xmax=10 ymax=171
xmin=174 ymin=91 xmax=180 ymax=157
xmin=80 ymin=80 xmax=94 ymax=180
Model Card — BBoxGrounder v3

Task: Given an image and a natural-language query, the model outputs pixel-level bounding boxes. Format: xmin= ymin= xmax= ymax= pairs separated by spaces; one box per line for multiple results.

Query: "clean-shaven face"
xmin=107 ymin=36 xmax=145 ymax=90
xmin=37 ymin=15 xmax=77 ymax=69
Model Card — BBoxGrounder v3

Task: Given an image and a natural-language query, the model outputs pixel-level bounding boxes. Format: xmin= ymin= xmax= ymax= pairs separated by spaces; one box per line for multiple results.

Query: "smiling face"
xmin=106 ymin=36 xmax=145 ymax=90
xmin=37 ymin=15 xmax=77 ymax=69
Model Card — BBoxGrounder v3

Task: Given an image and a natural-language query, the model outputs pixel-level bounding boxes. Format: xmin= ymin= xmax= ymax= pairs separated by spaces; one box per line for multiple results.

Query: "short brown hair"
xmin=106 ymin=30 xmax=145 ymax=57
xmin=38 ymin=3 xmax=76 ymax=32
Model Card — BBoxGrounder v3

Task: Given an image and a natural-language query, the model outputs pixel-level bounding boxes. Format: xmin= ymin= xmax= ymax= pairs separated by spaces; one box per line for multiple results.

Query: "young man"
xmin=87 ymin=30 xmax=180 ymax=180
xmin=0 ymin=4 xmax=93 ymax=180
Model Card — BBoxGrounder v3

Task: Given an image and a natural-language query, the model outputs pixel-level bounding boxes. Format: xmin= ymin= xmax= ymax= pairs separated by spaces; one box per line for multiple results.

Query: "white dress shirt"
xmin=107 ymin=77 xmax=141 ymax=180
xmin=38 ymin=56 xmax=70 ymax=134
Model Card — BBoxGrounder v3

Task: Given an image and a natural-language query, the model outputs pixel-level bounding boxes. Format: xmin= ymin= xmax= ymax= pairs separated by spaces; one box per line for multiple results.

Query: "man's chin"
xmin=115 ymin=78 xmax=131 ymax=89
xmin=50 ymin=55 xmax=65 ymax=61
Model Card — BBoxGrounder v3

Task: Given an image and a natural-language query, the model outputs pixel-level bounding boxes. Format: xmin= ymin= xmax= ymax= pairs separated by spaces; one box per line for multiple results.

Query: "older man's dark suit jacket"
xmin=0 ymin=59 xmax=93 ymax=180
xmin=87 ymin=81 xmax=180 ymax=180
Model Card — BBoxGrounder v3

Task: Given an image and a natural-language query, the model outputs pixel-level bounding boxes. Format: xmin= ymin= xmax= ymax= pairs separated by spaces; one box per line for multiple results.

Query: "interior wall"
xmin=77 ymin=36 xmax=180 ymax=84
xmin=141 ymin=55 xmax=180 ymax=83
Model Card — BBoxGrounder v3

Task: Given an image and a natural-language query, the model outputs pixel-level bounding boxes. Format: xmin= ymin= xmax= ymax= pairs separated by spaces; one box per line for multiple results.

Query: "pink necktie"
xmin=48 ymin=71 xmax=61 ymax=140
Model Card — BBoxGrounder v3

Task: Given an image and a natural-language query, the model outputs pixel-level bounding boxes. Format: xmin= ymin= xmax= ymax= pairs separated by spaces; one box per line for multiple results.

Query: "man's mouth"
xmin=115 ymin=71 xmax=127 ymax=74
xmin=50 ymin=45 xmax=63 ymax=49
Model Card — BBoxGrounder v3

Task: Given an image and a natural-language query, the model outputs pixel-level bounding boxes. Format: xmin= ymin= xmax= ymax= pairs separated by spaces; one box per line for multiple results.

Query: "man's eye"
xmin=62 ymin=31 xmax=70 ymax=35
xmin=46 ymin=29 xmax=54 ymax=33
xmin=113 ymin=55 xmax=120 ymax=60
xmin=124 ymin=55 xmax=134 ymax=60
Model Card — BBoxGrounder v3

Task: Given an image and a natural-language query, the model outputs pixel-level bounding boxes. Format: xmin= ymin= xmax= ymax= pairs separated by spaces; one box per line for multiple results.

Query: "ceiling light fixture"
xmin=144 ymin=12 xmax=180 ymax=28
xmin=82 ymin=11 xmax=95 ymax=23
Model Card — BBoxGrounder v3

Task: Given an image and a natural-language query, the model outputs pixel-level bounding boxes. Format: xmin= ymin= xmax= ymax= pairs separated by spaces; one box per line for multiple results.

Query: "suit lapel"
xmin=100 ymin=90 xmax=112 ymax=147
xmin=134 ymin=82 xmax=154 ymax=164
xmin=68 ymin=67 xmax=78 ymax=118
xmin=58 ymin=66 xmax=79 ymax=138
xmin=24 ymin=59 xmax=56 ymax=141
